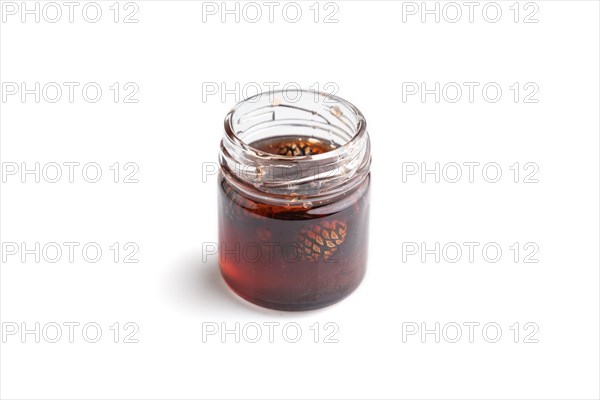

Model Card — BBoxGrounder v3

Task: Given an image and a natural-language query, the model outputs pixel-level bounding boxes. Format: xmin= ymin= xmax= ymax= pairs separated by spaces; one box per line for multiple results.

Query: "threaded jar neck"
xmin=219 ymin=89 xmax=371 ymax=207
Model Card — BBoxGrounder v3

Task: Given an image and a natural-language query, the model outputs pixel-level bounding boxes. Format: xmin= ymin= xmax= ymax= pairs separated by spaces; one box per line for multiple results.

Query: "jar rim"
xmin=223 ymin=89 xmax=367 ymax=162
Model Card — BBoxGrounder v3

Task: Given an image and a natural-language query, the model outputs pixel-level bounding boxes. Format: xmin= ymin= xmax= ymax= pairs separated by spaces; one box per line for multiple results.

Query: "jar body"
xmin=218 ymin=172 xmax=370 ymax=311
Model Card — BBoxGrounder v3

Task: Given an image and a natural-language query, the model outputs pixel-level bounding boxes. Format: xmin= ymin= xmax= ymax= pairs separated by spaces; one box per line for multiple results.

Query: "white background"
xmin=1 ymin=1 xmax=599 ymax=399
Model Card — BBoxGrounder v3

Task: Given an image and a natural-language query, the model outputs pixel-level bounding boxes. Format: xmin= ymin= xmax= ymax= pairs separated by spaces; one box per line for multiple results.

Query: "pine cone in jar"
xmin=277 ymin=142 xmax=322 ymax=156
xmin=299 ymin=221 xmax=348 ymax=262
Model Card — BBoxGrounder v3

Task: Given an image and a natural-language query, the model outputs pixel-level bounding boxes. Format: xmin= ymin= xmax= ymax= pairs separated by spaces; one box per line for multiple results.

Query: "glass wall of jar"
xmin=218 ymin=89 xmax=371 ymax=311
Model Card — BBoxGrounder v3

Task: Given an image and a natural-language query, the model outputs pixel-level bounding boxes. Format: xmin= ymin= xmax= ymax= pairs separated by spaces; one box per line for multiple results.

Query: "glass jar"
xmin=218 ymin=89 xmax=371 ymax=311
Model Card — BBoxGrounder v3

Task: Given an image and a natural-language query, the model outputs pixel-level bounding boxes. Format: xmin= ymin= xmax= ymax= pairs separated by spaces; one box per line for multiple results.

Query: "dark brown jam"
xmin=218 ymin=136 xmax=370 ymax=311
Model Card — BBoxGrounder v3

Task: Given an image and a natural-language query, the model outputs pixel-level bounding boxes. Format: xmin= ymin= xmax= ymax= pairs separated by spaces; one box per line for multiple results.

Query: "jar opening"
xmin=224 ymin=89 xmax=367 ymax=161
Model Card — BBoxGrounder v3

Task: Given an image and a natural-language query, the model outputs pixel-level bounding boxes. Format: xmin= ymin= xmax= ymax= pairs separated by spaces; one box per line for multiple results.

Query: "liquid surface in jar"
xmin=251 ymin=136 xmax=340 ymax=157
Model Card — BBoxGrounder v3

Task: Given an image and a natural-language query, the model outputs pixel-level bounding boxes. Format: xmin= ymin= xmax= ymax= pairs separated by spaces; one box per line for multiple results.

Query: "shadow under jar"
xmin=218 ymin=89 xmax=371 ymax=311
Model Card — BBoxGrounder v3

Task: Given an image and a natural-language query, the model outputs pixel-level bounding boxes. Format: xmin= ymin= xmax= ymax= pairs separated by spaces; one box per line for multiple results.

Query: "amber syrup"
xmin=218 ymin=136 xmax=370 ymax=311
